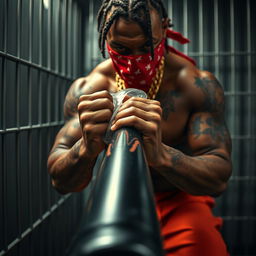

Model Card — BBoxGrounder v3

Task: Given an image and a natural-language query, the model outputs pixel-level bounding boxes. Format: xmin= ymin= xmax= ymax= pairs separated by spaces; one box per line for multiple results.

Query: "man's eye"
xmin=114 ymin=45 xmax=126 ymax=51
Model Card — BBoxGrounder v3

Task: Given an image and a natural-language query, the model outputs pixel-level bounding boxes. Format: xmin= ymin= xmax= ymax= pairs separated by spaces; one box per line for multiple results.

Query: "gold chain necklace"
xmin=115 ymin=56 xmax=165 ymax=100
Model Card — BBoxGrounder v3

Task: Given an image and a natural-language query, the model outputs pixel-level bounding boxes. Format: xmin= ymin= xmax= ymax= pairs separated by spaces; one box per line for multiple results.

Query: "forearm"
xmin=155 ymin=144 xmax=232 ymax=196
xmin=48 ymin=139 xmax=96 ymax=194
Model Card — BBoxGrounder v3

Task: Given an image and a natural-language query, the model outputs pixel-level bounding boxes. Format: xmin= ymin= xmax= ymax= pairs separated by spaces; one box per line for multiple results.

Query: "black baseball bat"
xmin=69 ymin=127 xmax=164 ymax=256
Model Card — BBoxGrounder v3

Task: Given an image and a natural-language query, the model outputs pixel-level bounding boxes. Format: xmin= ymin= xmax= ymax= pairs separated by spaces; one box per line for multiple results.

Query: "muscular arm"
xmin=47 ymin=78 xmax=94 ymax=194
xmin=47 ymin=118 xmax=96 ymax=194
xmin=156 ymin=71 xmax=232 ymax=196
xmin=47 ymin=67 xmax=114 ymax=194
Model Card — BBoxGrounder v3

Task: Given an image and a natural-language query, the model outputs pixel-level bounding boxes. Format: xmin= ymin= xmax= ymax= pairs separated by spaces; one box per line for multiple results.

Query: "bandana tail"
xmin=166 ymin=29 xmax=196 ymax=66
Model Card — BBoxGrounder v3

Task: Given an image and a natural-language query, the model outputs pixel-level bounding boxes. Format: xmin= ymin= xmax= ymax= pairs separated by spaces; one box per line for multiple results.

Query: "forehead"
xmin=107 ymin=8 xmax=163 ymax=40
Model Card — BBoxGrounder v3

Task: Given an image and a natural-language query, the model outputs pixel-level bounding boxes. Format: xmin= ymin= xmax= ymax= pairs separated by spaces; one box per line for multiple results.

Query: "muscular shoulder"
xmin=176 ymin=66 xmax=225 ymax=116
xmin=64 ymin=59 xmax=115 ymax=120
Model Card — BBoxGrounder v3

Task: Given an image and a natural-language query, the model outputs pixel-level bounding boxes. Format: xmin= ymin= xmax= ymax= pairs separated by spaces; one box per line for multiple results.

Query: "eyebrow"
xmin=110 ymin=37 xmax=159 ymax=47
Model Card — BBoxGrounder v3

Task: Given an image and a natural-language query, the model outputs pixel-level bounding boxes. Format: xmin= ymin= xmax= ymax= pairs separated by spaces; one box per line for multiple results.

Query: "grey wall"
xmin=0 ymin=0 xmax=85 ymax=255
xmin=82 ymin=0 xmax=256 ymax=255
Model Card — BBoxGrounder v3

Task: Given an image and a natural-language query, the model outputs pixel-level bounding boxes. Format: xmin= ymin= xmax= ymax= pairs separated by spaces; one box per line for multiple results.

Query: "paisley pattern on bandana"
xmin=107 ymin=39 xmax=165 ymax=93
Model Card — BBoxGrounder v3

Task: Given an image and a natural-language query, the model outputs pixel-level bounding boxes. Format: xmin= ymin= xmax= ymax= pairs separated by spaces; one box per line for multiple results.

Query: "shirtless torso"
xmin=47 ymin=8 xmax=231 ymax=196
xmin=48 ymin=48 xmax=231 ymax=193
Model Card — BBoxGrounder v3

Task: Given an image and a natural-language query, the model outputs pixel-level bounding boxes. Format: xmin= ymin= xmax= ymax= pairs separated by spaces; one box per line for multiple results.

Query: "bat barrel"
xmin=69 ymin=128 xmax=164 ymax=256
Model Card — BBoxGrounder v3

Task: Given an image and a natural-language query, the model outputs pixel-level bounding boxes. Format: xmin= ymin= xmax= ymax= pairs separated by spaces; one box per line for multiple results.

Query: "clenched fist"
xmin=78 ymin=90 xmax=114 ymax=157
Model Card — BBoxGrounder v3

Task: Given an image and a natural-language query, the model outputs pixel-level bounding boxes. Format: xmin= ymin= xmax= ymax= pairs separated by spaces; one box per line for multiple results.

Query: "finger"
xmin=123 ymin=96 xmax=161 ymax=106
xmin=111 ymin=115 xmax=157 ymax=134
xmin=118 ymin=98 xmax=162 ymax=115
xmin=80 ymin=109 xmax=113 ymax=124
xmin=83 ymin=122 xmax=109 ymax=137
xmin=114 ymin=106 xmax=161 ymax=124
xmin=78 ymin=97 xmax=114 ymax=112
xmin=79 ymin=90 xmax=113 ymax=102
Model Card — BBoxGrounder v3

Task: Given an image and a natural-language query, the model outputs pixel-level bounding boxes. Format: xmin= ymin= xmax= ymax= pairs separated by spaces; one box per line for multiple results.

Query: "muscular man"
xmin=48 ymin=0 xmax=232 ymax=255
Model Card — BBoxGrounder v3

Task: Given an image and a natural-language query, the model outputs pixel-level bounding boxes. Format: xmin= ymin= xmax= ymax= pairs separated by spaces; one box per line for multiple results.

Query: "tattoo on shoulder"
xmin=156 ymin=90 xmax=182 ymax=120
xmin=194 ymin=77 xmax=224 ymax=114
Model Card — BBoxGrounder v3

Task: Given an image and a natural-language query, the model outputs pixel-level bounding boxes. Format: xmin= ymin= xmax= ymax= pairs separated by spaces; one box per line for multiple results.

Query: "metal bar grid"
xmin=198 ymin=0 xmax=203 ymax=69
xmin=0 ymin=51 xmax=74 ymax=81
xmin=0 ymin=195 xmax=71 ymax=256
xmin=247 ymin=0 xmax=252 ymax=150
xmin=0 ymin=0 xmax=85 ymax=255
xmin=39 ymin=0 xmax=42 ymax=66
xmin=183 ymin=0 xmax=188 ymax=55
xmin=0 ymin=121 xmax=64 ymax=136
xmin=214 ymin=0 xmax=219 ymax=78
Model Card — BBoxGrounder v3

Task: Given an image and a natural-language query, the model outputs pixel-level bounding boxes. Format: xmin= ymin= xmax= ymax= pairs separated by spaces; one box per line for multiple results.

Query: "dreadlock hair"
xmin=97 ymin=0 xmax=170 ymax=58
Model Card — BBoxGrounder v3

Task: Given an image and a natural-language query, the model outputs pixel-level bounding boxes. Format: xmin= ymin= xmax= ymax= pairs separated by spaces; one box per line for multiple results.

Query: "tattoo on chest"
xmin=156 ymin=90 xmax=182 ymax=120
xmin=194 ymin=77 xmax=224 ymax=113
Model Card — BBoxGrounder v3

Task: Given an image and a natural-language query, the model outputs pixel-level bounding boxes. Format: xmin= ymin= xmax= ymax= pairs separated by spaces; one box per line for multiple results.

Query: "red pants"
xmin=155 ymin=191 xmax=229 ymax=256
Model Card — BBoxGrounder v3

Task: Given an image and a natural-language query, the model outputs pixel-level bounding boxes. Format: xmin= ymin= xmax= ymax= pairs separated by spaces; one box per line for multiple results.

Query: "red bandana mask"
xmin=107 ymin=39 xmax=165 ymax=93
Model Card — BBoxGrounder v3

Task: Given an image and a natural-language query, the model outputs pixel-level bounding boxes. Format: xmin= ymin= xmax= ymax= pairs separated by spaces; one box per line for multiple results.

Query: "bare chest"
xmin=156 ymin=89 xmax=190 ymax=147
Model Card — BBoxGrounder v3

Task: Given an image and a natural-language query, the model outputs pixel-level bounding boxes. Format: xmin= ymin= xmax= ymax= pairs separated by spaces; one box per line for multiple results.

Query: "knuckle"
xmin=102 ymin=97 xmax=111 ymax=105
xmin=153 ymin=104 xmax=162 ymax=114
xmin=77 ymin=101 xmax=88 ymax=112
xmin=79 ymin=112 xmax=89 ymax=123
xmin=128 ymin=106 xmax=137 ymax=114
xmin=100 ymin=90 xmax=112 ymax=99
xmin=84 ymin=123 xmax=93 ymax=133
xmin=131 ymin=115 xmax=138 ymax=124
xmin=150 ymin=123 xmax=158 ymax=132
xmin=153 ymin=114 xmax=162 ymax=123
xmin=105 ymin=109 xmax=113 ymax=118
xmin=79 ymin=94 xmax=88 ymax=102
xmin=153 ymin=100 xmax=161 ymax=106
xmin=101 ymin=98 xmax=113 ymax=109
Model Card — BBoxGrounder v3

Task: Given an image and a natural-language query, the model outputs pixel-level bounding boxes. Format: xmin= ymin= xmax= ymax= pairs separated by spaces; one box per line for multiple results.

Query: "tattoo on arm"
xmin=72 ymin=140 xmax=82 ymax=157
xmin=156 ymin=90 xmax=182 ymax=120
xmin=64 ymin=87 xmax=83 ymax=120
xmin=194 ymin=77 xmax=224 ymax=114
xmin=189 ymin=115 xmax=232 ymax=150
xmin=165 ymin=147 xmax=184 ymax=167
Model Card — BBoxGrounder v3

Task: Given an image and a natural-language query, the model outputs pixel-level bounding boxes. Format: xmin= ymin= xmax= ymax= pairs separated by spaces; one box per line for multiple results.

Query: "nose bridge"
xmin=128 ymin=44 xmax=150 ymax=55
xmin=131 ymin=48 xmax=147 ymax=55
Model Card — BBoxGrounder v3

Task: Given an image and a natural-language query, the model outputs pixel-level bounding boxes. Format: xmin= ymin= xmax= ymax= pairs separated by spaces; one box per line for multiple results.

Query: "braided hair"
xmin=97 ymin=0 xmax=170 ymax=58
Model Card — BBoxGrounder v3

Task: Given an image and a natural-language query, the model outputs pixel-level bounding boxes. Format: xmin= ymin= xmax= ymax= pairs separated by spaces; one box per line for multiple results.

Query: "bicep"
xmin=186 ymin=71 xmax=232 ymax=158
xmin=63 ymin=72 xmax=111 ymax=120
xmin=187 ymin=112 xmax=231 ymax=158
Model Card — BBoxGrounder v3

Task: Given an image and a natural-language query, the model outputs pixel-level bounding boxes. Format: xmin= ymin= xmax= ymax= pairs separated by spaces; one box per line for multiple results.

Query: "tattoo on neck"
xmin=156 ymin=90 xmax=182 ymax=120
